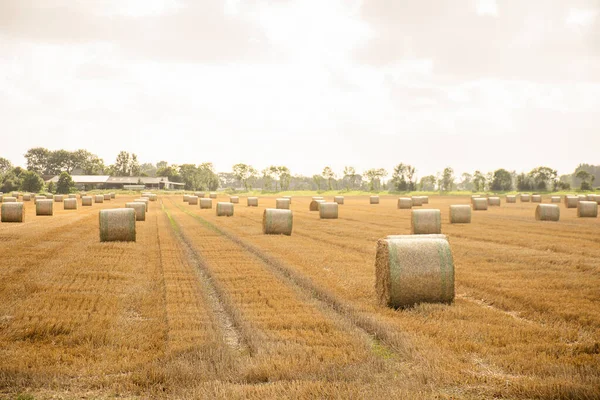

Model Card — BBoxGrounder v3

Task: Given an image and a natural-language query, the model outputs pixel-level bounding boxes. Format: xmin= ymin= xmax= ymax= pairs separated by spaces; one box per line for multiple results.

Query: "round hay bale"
xmin=22 ymin=194 xmax=31 ymax=201
xmin=95 ymin=195 xmax=104 ymax=203
xmin=398 ymin=197 xmax=412 ymax=209
xmin=411 ymin=196 xmax=424 ymax=206
xmin=99 ymin=209 xmax=136 ymax=242
xmin=564 ymin=196 xmax=578 ymax=208
xmin=472 ymin=198 xmax=488 ymax=211
xmin=520 ymin=194 xmax=531 ymax=202
xmin=282 ymin=195 xmax=292 ymax=204
xmin=82 ymin=196 xmax=93 ymax=206
xmin=312 ymin=196 xmax=324 ymax=200
xmin=319 ymin=202 xmax=339 ymax=219
xmin=80 ymin=193 xmax=87 ymax=198
xmin=577 ymin=195 xmax=587 ymax=202
xmin=126 ymin=202 xmax=146 ymax=221
xmin=195 ymin=192 xmax=205 ymax=198
xmin=551 ymin=196 xmax=561 ymax=203
xmin=110 ymin=193 xmax=115 ymax=199
xmin=188 ymin=195 xmax=199 ymax=205
xmin=36 ymin=199 xmax=53 ymax=216
xmin=247 ymin=197 xmax=258 ymax=207
xmin=0 ymin=195 xmax=3 ymax=202
xmin=200 ymin=198 xmax=213 ymax=209
xmin=149 ymin=194 xmax=157 ymax=201
xmin=141 ymin=194 xmax=150 ymax=200
xmin=506 ymin=195 xmax=517 ymax=203
xmin=263 ymin=209 xmax=293 ymax=235
xmin=370 ymin=196 xmax=380 ymax=204
xmin=531 ymin=195 xmax=542 ymax=203
xmin=411 ymin=209 xmax=441 ymax=234
xmin=488 ymin=197 xmax=501 ymax=206
xmin=54 ymin=195 xmax=64 ymax=202
xmin=209 ymin=192 xmax=217 ymax=199
xmin=45 ymin=194 xmax=54 ymax=200
xmin=34 ymin=195 xmax=45 ymax=204
xmin=230 ymin=196 xmax=240 ymax=204
xmin=535 ymin=204 xmax=560 ymax=221
xmin=103 ymin=194 xmax=111 ymax=201
xmin=334 ymin=196 xmax=344 ymax=205
xmin=577 ymin=201 xmax=598 ymax=218
xmin=11 ymin=191 xmax=20 ymax=198
xmin=309 ymin=199 xmax=325 ymax=211
xmin=276 ymin=198 xmax=290 ymax=209
xmin=449 ymin=205 xmax=471 ymax=224
xmin=68 ymin=194 xmax=77 ymax=199
xmin=421 ymin=196 xmax=429 ymax=204
xmin=133 ymin=199 xmax=149 ymax=211
xmin=216 ymin=202 xmax=234 ymax=217
xmin=375 ymin=235 xmax=454 ymax=308
xmin=1 ymin=202 xmax=24 ymax=222
xmin=3 ymin=197 xmax=17 ymax=203
xmin=183 ymin=195 xmax=190 ymax=203
xmin=63 ymin=198 xmax=78 ymax=210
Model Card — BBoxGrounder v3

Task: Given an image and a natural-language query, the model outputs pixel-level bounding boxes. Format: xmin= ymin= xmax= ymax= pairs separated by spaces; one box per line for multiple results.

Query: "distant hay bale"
xmin=216 ymin=202 xmax=234 ymax=217
xmin=54 ymin=195 xmax=64 ymax=202
xmin=82 ymin=196 xmax=93 ymax=206
xmin=334 ymin=196 xmax=344 ymax=205
xmin=95 ymin=195 xmax=104 ymax=203
xmin=11 ymin=191 xmax=19 ymax=198
xmin=488 ymin=197 xmax=501 ymax=206
xmin=103 ymin=194 xmax=111 ymax=201
xmin=209 ymin=192 xmax=217 ymax=199
xmin=577 ymin=195 xmax=587 ymax=202
xmin=247 ymin=197 xmax=258 ymax=207
xmin=149 ymin=194 xmax=157 ymax=201
xmin=183 ymin=195 xmax=190 ymax=203
xmin=564 ymin=196 xmax=578 ymax=208
xmin=276 ymin=198 xmax=290 ymax=209
xmin=398 ymin=197 xmax=412 ymax=209
xmin=34 ymin=195 xmax=45 ymax=204
xmin=319 ymin=202 xmax=339 ymax=219
xmin=370 ymin=196 xmax=380 ymax=204
xmin=23 ymin=194 xmax=31 ymax=201
xmin=187 ymin=195 xmax=199 ymax=205
xmin=200 ymin=198 xmax=213 ymax=209
xmin=411 ymin=209 xmax=441 ymax=234
xmin=375 ymin=234 xmax=455 ymax=308
xmin=506 ymin=195 xmax=517 ymax=203
xmin=531 ymin=195 xmax=542 ymax=203
xmin=282 ymin=195 xmax=292 ymax=204
xmin=472 ymin=198 xmax=488 ymax=210
xmin=110 ymin=193 xmax=115 ymax=199
xmin=309 ymin=199 xmax=325 ymax=211
xmin=99 ymin=209 xmax=136 ymax=242
xmin=230 ymin=196 xmax=239 ymax=204
xmin=126 ymin=202 xmax=146 ymax=221
xmin=421 ymin=196 xmax=429 ymax=204
xmin=551 ymin=196 xmax=561 ymax=203
xmin=263 ymin=209 xmax=293 ymax=235
xmin=63 ymin=198 xmax=78 ymax=210
xmin=68 ymin=194 xmax=77 ymax=199
xmin=535 ymin=204 xmax=560 ymax=221
xmin=577 ymin=201 xmax=598 ymax=218
xmin=45 ymin=194 xmax=54 ymax=200
xmin=133 ymin=199 xmax=149 ymax=211
xmin=36 ymin=199 xmax=53 ymax=216
xmin=195 ymin=192 xmax=205 ymax=198
xmin=1 ymin=202 xmax=24 ymax=223
xmin=411 ymin=196 xmax=424 ymax=206
xmin=520 ymin=194 xmax=531 ymax=202
xmin=3 ymin=197 xmax=17 ymax=203
xmin=449 ymin=205 xmax=471 ymax=224
xmin=312 ymin=196 xmax=324 ymax=200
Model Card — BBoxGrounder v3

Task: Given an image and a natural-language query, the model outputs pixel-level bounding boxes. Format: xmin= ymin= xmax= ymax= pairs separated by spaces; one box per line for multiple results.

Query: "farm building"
xmin=45 ymin=175 xmax=184 ymax=190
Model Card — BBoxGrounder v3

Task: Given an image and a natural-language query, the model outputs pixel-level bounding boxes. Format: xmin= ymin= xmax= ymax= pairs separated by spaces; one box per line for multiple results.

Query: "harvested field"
xmin=0 ymin=194 xmax=599 ymax=399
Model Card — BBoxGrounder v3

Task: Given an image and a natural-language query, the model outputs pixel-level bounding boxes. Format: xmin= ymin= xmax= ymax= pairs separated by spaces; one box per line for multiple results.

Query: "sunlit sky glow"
xmin=1 ymin=0 xmax=599 ymax=179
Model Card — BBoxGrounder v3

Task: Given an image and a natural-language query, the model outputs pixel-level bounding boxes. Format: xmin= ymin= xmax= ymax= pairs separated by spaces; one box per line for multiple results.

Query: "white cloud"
xmin=476 ymin=0 xmax=498 ymax=16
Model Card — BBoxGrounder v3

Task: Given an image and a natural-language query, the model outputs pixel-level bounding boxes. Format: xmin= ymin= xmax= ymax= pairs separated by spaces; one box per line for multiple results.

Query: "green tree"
xmin=198 ymin=163 xmax=219 ymax=191
xmin=364 ymin=168 xmax=387 ymax=191
xmin=20 ymin=170 xmax=45 ymax=193
xmin=458 ymin=173 xmax=473 ymax=191
xmin=490 ymin=169 xmax=513 ymax=191
xmin=232 ymin=163 xmax=258 ymax=191
xmin=179 ymin=164 xmax=200 ymax=190
xmin=516 ymin=173 xmax=533 ymax=191
xmin=157 ymin=165 xmax=181 ymax=182
xmin=262 ymin=168 xmax=274 ymax=191
xmin=24 ymin=147 xmax=51 ymax=174
xmin=473 ymin=170 xmax=486 ymax=192
xmin=56 ymin=171 xmax=75 ymax=194
xmin=391 ymin=163 xmax=416 ymax=191
xmin=140 ymin=163 xmax=157 ymax=177
xmin=113 ymin=151 xmax=131 ymax=176
xmin=322 ymin=166 xmax=335 ymax=190
xmin=528 ymin=166 xmax=558 ymax=191
xmin=312 ymin=174 xmax=323 ymax=191
xmin=0 ymin=167 xmax=23 ymax=193
xmin=0 ymin=157 xmax=13 ymax=177
xmin=278 ymin=166 xmax=291 ymax=191
xmin=130 ymin=154 xmax=141 ymax=176
xmin=342 ymin=166 xmax=359 ymax=190
xmin=419 ymin=175 xmax=436 ymax=191
xmin=47 ymin=181 xmax=56 ymax=194
xmin=440 ymin=167 xmax=454 ymax=192
xmin=576 ymin=170 xmax=595 ymax=191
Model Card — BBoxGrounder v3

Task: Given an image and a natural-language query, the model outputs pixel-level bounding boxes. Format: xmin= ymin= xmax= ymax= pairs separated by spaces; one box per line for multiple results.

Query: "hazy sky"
xmin=1 ymin=0 xmax=599 ymax=179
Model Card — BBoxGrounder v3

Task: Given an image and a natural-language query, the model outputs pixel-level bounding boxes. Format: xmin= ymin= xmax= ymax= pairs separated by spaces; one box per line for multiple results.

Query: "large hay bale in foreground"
xmin=133 ymin=198 xmax=149 ymax=211
xmin=103 ymin=194 xmax=111 ymax=201
xmin=230 ymin=196 xmax=239 ymax=204
xmin=95 ymin=195 xmax=104 ymax=203
xmin=216 ymin=202 xmax=234 ymax=217
xmin=23 ymin=194 xmax=31 ymax=201
xmin=276 ymin=198 xmax=290 ymax=210
xmin=309 ymin=199 xmax=325 ymax=211
xmin=488 ymin=197 xmax=501 ymax=206
xmin=449 ymin=205 xmax=471 ymax=224
xmin=551 ymin=196 xmax=561 ymax=203
xmin=63 ymin=198 xmax=78 ymax=210
xmin=520 ymin=194 xmax=531 ymax=202
xmin=36 ymin=199 xmax=53 ymax=216
xmin=200 ymin=198 xmax=213 ymax=209
xmin=247 ymin=197 xmax=258 ymax=207
xmin=398 ymin=197 xmax=412 ymax=209
xmin=535 ymin=204 xmax=560 ymax=221
xmin=334 ymin=196 xmax=344 ymax=205
xmin=82 ymin=196 xmax=93 ymax=206
xmin=319 ymin=202 xmax=339 ymax=219
xmin=1 ymin=202 xmax=24 ymax=222
xmin=472 ymin=198 xmax=488 ymax=211
xmin=263 ymin=209 xmax=293 ymax=235
xmin=99 ymin=209 xmax=136 ymax=242
xmin=209 ymin=192 xmax=217 ymax=199
xmin=375 ymin=235 xmax=455 ymax=308
xmin=531 ymin=195 xmax=542 ymax=203
xmin=577 ymin=201 xmax=598 ymax=218
xmin=564 ymin=196 xmax=578 ymax=208
xmin=370 ymin=196 xmax=380 ymax=204
xmin=188 ymin=195 xmax=199 ymax=205
xmin=411 ymin=196 xmax=424 ymax=206
xmin=411 ymin=209 xmax=441 ymax=234
xmin=3 ymin=197 xmax=17 ymax=203
xmin=506 ymin=195 xmax=516 ymax=203
xmin=126 ymin=202 xmax=146 ymax=221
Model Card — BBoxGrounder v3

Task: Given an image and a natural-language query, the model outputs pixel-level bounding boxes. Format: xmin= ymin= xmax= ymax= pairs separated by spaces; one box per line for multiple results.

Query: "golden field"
xmin=0 ymin=194 xmax=599 ymax=399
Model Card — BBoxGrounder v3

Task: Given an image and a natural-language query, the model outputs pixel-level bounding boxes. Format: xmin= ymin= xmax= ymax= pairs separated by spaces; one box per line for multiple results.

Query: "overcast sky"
xmin=1 ymin=0 xmax=598 ymax=179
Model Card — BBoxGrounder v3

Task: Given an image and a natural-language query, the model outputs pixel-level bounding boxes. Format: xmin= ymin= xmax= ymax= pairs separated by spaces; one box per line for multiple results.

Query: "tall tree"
xmin=576 ymin=170 xmax=595 ymax=191
xmin=56 ymin=171 xmax=74 ymax=194
xmin=20 ymin=170 xmax=45 ymax=193
xmin=458 ymin=173 xmax=473 ymax=191
xmin=419 ymin=175 xmax=436 ymax=191
xmin=490 ymin=169 xmax=513 ymax=191
xmin=0 ymin=157 xmax=13 ymax=177
xmin=343 ymin=166 xmax=357 ymax=190
xmin=528 ymin=166 xmax=558 ymax=191
xmin=322 ymin=166 xmax=335 ymax=190
xmin=262 ymin=168 xmax=274 ymax=191
xmin=473 ymin=170 xmax=486 ymax=192
xmin=364 ymin=168 xmax=387 ymax=191
xmin=278 ymin=166 xmax=291 ymax=191
xmin=312 ymin=174 xmax=323 ymax=191
xmin=24 ymin=147 xmax=50 ymax=174
xmin=232 ymin=163 xmax=258 ymax=191
xmin=440 ymin=167 xmax=454 ymax=192
xmin=130 ymin=154 xmax=141 ymax=176
xmin=391 ymin=163 xmax=416 ymax=191
xmin=113 ymin=151 xmax=131 ymax=176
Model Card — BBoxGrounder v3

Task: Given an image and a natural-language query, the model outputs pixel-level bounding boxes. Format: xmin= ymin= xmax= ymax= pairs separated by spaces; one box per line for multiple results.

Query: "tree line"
xmin=0 ymin=147 xmax=597 ymax=193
